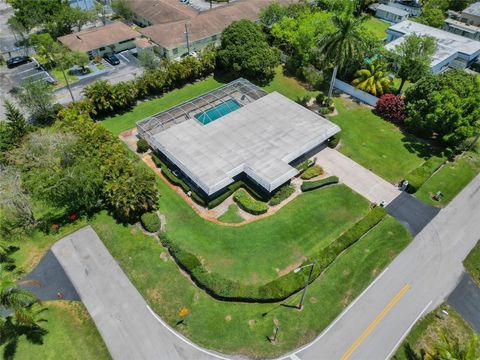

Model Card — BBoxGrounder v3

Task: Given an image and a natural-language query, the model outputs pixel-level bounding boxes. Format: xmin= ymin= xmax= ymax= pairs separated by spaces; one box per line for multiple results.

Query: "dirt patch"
xmin=251 ymin=272 xmax=258 ymax=284
xmin=146 ymin=288 xmax=163 ymax=303
xmin=364 ymin=248 xmax=370 ymax=253
xmin=130 ymin=227 xmax=137 ymax=235
xmin=248 ymin=319 xmax=255 ymax=327
xmin=341 ymin=289 xmax=354 ymax=307
xmin=225 ymin=315 xmax=232 ymax=321
xmin=277 ymin=256 xmax=307 ymax=277
xmin=372 ymin=268 xmax=380 ymax=277
xmin=309 ymin=296 xmax=317 ymax=304
xmin=342 ymin=269 xmax=350 ymax=277
xmin=273 ymin=318 xmax=280 ymax=326
xmin=194 ymin=293 xmax=200 ymax=301
xmin=160 ymin=252 xmax=168 ymax=262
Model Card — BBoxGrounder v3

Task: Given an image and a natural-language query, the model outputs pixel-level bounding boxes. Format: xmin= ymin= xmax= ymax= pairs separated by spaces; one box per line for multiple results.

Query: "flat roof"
xmin=139 ymin=83 xmax=340 ymax=195
xmin=463 ymin=2 xmax=480 ymax=16
xmin=58 ymin=22 xmax=141 ymax=52
xmin=376 ymin=4 xmax=409 ymax=17
xmin=386 ymin=20 xmax=480 ymax=65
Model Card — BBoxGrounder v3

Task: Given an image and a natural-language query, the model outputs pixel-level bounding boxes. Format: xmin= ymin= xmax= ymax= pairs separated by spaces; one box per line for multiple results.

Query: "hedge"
xmin=136 ymin=138 xmax=149 ymax=153
xmin=152 ymin=154 xmax=190 ymax=192
xmin=327 ymin=134 xmax=340 ymax=149
xmin=269 ymin=185 xmax=295 ymax=206
xmin=300 ymin=165 xmax=323 ymax=180
xmin=405 ymin=157 xmax=444 ymax=193
xmin=159 ymin=206 xmax=387 ymax=302
xmin=206 ymin=180 xmax=267 ymax=209
xmin=140 ymin=212 xmax=161 ymax=233
xmin=233 ymin=189 xmax=269 ymax=215
xmin=301 ymin=176 xmax=339 ymax=192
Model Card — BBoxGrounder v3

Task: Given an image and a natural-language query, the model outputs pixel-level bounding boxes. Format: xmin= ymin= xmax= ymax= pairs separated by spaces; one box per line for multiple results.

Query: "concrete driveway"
xmin=314 ymin=147 xmax=400 ymax=205
xmin=51 ymin=226 xmax=227 ymax=360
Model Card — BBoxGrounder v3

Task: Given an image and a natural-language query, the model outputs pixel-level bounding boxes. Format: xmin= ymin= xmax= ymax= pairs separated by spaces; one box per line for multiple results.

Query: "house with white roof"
xmin=375 ymin=4 xmax=410 ymax=23
xmin=386 ymin=20 xmax=480 ymax=72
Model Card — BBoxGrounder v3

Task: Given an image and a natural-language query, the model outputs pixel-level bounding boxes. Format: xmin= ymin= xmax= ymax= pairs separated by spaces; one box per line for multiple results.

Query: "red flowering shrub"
xmin=375 ymin=94 xmax=405 ymax=124
xmin=68 ymin=214 xmax=78 ymax=221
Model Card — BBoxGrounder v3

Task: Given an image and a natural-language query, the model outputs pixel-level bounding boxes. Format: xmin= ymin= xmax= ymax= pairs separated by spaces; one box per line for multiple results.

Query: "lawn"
xmin=464 ymin=239 xmax=480 ymax=287
xmin=0 ymin=301 xmax=110 ymax=360
xmin=363 ymin=17 xmax=390 ymax=40
xmin=416 ymin=150 xmax=480 ymax=207
xmin=93 ymin=212 xmax=411 ymax=358
xmin=329 ymin=97 xmax=434 ymax=183
xmin=50 ymin=68 xmax=78 ymax=89
xmin=100 ymin=66 xmax=318 ymax=136
xmin=393 ymin=304 xmax=477 ymax=360
xmin=217 ymin=204 xmax=244 ymax=224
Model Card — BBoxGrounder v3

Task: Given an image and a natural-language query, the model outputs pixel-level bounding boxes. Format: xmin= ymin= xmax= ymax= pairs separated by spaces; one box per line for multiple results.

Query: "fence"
xmin=334 ymin=79 xmax=379 ymax=107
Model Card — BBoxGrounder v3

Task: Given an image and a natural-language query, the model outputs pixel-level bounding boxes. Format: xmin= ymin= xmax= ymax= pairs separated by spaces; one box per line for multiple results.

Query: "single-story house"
xmin=385 ymin=20 xmax=480 ymax=72
xmin=375 ymin=4 xmax=409 ymax=23
xmin=443 ymin=18 xmax=480 ymax=41
xmin=58 ymin=22 xmax=141 ymax=57
xmin=458 ymin=2 xmax=480 ymax=26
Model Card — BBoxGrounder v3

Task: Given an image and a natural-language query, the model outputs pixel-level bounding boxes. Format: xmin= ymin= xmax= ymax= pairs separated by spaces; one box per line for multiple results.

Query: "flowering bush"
xmin=68 ymin=214 xmax=78 ymax=221
xmin=375 ymin=94 xmax=405 ymax=124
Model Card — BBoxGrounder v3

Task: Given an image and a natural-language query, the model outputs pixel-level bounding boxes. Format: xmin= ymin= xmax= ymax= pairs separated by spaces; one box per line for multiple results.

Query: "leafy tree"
xmin=259 ymin=1 xmax=288 ymax=28
xmin=375 ymin=94 xmax=405 ymax=123
xmin=29 ymin=33 xmax=63 ymax=68
xmin=317 ymin=13 xmax=367 ymax=102
xmin=415 ymin=7 xmax=445 ymax=28
xmin=351 ymin=60 xmax=391 ymax=96
xmin=15 ymin=78 xmax=56 ymax=124
xmin=112 ymin=0 xmax=134 ymax=22
xmin=217 ymin=19 xmax=280 ymax=82
xmin=404 ymin=70 xmax=480 ymax=146
xmin=138 ymin=50 xmax=160 ymax=71
xmin=82 ymin=80 xmax=115 ymax=115
xmin=388 ymin=34 xmax=436 ymax=92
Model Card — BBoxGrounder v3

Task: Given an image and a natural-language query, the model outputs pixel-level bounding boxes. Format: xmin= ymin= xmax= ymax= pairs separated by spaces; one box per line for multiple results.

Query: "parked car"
xmin=103 ymin=53 xmax=120 ymax=66
xmin=6 ymin=56 xmax=30 ymax=68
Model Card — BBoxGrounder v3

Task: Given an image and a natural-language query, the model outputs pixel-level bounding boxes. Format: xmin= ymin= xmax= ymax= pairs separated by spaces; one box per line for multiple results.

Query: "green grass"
xmin=463 ymin=240 xmax=480 ymax=287
xmin=330 ymin=97 xmax=436 ymax=183
xmin=363 ymin=17 xmax=390 ymax=40
xmin=93 ymin=212 xmax=411 ymax=358
xmin=416 ymin=150 xmax=480 ymax=207
xmin=0 ymin=301 xmax=110 ymax=360
xmin=217 ymin=204 xmax=244 ymax=224
xmin=393 ymin=304 xmax=477 ymax=360
xmin=262 ymin=66 xmax=319 ymax=101
xmin=50 ymin=68 xmax=78 ymax=88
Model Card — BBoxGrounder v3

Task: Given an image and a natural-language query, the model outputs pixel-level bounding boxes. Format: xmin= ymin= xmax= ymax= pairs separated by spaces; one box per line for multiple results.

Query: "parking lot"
xmin=8 ymin=59 xmax=55 ymax=88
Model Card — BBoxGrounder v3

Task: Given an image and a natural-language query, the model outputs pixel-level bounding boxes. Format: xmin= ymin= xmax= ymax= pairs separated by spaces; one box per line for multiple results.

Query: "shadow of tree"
xmin=400 ymin=129 xmax=445 ymax=160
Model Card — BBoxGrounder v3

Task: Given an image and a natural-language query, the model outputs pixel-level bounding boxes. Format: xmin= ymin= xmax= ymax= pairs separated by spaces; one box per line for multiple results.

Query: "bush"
xmin=269 ymin=184 xmax=295 ymax=206
xmin=140 ymin=212 xmax=161 ymax=233
xmin=136 ymin=138 xmax=149 ymax=153
xmin=375 ymin=94 xmax=405 ymax=124
xmin=233 ymin=189 xmax=268 ymax=215
xmin=301 ymin=176 xmax=339 ymax=192
xmin=327 ymin=134 xmax=340 ymax=148
xmin=158 ymin=207 xmax=386 ymax=302
xmin=151 ymin=154 xmax=190 ymax=192
xmin=300 ymin=165 xmax=323 ymax=180
xmin=405 ymin=156 xmax=444 ymax=193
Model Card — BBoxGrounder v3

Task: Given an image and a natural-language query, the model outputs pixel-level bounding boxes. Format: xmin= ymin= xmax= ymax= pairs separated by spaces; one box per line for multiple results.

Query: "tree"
xmin=112 ymin=0 xmax=134 ymax=22
xmin=138 ymin=50 xmax=159 ymax=71
xmin=317 ymin=13 xmax=367 ymax=103
xmin=351 ymin=60 xmax=391 ymax=96
xmin=404 ymin=70 xmax=480 ymax=146
xmin=15 ymin=78 xmax=56 ymax=124
xmin=375 ymin=94 xmax=405 ymax=123
xmin=217 ymin=19 xmax=280 ymax=82
xmin=415 ymin=7 xmax=445 ymax=28
xmin=0 ymin=101 xmax=27 ymax=152
xmin=259 ymin=2 xmax=288 ymax=28
xmin=388 ymin=34 xmax=436 ymax=92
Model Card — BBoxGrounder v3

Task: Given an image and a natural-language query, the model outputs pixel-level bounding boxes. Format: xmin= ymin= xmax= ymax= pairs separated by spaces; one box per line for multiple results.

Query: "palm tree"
xmin=351 ymin=60 xmax=392 ymax=96
xmin=435 ymin=331 xmax=479 ymax=360
xmin=317 ymin=14 xmax=367 ymax=103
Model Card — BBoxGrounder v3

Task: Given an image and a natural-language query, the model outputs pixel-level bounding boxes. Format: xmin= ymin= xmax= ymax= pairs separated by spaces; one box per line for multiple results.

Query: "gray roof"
xmin=463 ymin=2 xmax=480 ymax=16
xmin=138 ymin=84 xmax=340 ymax=195
xmin=377 ymin=4 xmax=409 ymax=17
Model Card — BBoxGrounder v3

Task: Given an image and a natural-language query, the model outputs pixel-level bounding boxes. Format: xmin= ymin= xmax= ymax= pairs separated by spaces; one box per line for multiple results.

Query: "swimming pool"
xmin=194 ymin=99 xmax=241 ymax=125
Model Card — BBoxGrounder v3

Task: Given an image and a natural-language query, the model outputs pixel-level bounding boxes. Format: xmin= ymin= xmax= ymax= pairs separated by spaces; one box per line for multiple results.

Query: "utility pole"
xmin=293 ymin=262 xmax=316 ymax=310
xmin=184 ymin=23 xmax=191 ymax=53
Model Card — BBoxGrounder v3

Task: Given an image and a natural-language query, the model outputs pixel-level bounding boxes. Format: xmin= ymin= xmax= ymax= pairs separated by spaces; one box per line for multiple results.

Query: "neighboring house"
xmin=132 ymin=0 xmax=293 ymax=60
xmin=375 ymin=4 xmax=410 ymax=23
xmin=69 ymin=0 xmax=95 ymax=11
xmin=386 ymin=20 xmax=480 ymax=72
xmin=58 ymin=22 xmax=141 ymax=57
xmin=443 ymin=2 xmax=480 ymax=41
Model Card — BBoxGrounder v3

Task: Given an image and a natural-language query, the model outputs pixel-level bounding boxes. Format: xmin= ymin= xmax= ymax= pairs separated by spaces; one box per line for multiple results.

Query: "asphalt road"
xmin=447 ymin=272 xmax=480 ymax=333
xmin=288 ymin=174 xmax=480 ymax=360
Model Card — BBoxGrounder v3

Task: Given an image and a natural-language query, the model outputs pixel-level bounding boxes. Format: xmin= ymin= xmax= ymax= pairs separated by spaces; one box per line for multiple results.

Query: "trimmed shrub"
xmin=301 ymin=176 xmax=339 ymax=192
xmin=233 ymin=189 xmax=268 ymax=215
xmin=191 ymin=191 xmax=206 ymax=206
xmin=269 ymin=184 xmax=295 ymax=206
xmin=327 ymin=134 xmax=340 ymax=148
xmin=140 ymin=212 xmax=161 ymax=233
xmin=152 ymin=154 xmax=190 ymax=192
xmin=405 ymin=156 xmax=444 ymax=193
xmin=300 ymin=165 xmax=323 ymax=180
xmin=375 ymin=94 xmax=405 ymax=124
xmin=207 ymin=180 xmax=268 ymax=209
xmin=136 ymin=138 xmax=149 ymax=153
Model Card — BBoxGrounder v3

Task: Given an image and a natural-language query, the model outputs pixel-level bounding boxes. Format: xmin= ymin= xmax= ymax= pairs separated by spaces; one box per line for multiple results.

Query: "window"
xmin=172 ymin=48 xmax=178 ymax=55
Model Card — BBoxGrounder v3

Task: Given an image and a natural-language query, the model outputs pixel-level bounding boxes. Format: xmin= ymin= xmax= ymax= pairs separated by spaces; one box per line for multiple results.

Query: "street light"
xmin=293 ymin=262 xmax=316 ymax=310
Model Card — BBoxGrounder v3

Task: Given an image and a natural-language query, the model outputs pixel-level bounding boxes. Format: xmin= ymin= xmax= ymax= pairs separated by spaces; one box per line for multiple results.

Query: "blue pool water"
xmin=194 ymin=99 xmax=241 ymax=125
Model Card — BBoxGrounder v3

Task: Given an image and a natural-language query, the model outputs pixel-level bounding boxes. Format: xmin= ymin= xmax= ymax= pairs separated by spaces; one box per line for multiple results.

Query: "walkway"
xmin=51 ymin=226 xmax=227 ymax=360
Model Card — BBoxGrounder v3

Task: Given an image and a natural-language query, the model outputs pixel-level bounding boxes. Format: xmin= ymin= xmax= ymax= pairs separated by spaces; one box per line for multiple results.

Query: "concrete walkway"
xmin=51 ymin=227 xmax=226 ymax=360
xmin=314 ymin=147 xmax=400 ymax=205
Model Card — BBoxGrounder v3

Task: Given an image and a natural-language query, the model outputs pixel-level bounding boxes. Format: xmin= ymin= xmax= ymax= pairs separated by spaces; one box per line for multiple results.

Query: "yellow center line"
xmin=339 ymin=283 xmax=412 ymax=360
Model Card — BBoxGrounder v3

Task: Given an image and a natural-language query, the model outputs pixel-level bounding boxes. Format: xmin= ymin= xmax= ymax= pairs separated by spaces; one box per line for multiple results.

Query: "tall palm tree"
xmin=317 ymin=14 xmax=367 ymax=103
xmin=351 ymin=60 xmax=392 ymax=96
